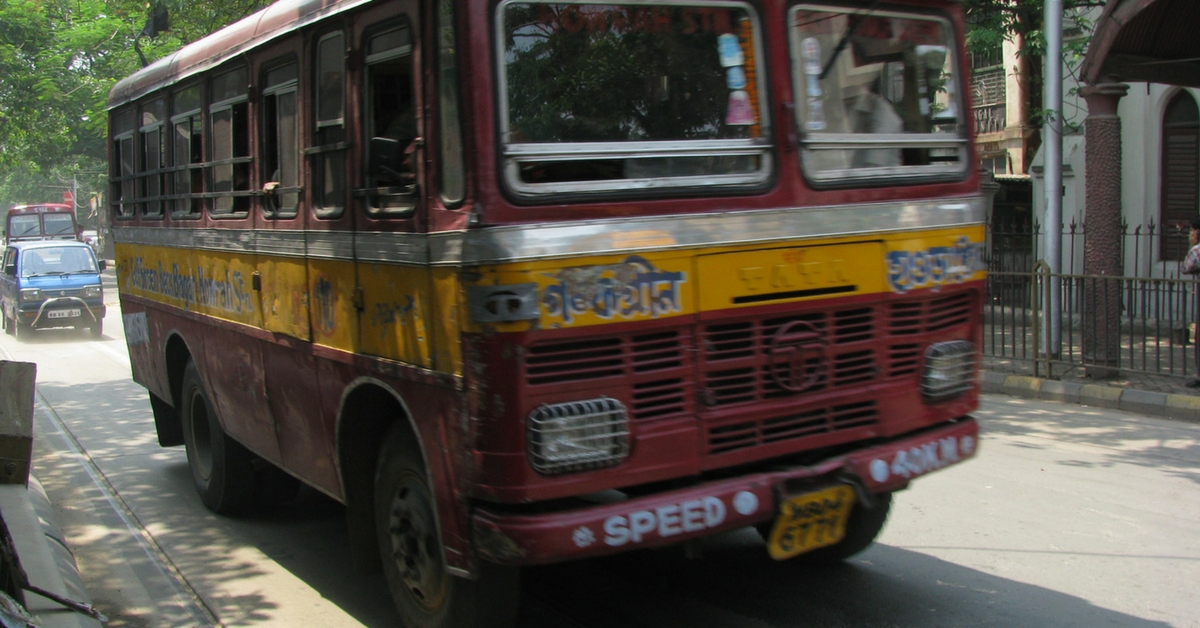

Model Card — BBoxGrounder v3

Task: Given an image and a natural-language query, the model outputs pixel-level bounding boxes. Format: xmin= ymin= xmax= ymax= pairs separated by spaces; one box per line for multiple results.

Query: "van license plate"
xmin=765 ymin=484 xmax=855 ymax=560
xmin=47 ymin=309 xmax=80 ymax=319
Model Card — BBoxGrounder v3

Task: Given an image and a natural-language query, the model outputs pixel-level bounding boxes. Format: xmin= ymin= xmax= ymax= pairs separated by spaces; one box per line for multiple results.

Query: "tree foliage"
xmin=0 ymin=0 xmax=270 ymax=222
xmin=961 ymin=0 xmax=1105 ymax=148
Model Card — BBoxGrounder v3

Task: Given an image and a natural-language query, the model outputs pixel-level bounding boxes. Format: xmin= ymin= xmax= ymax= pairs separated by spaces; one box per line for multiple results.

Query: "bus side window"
xmin=362 ymin=21 xmax=417 ymax=217
xmin=313 ymin=31 xmax=347 ymax=219
xmin=110 ymin=108 xmax=136 ymax=219
xmin=209 ymin=66 xmax=252 ymax=216
xmin=261 ymin=60 xmax=300 ymax=218
xmin=171 ymin=85 xmax=202 ymax=218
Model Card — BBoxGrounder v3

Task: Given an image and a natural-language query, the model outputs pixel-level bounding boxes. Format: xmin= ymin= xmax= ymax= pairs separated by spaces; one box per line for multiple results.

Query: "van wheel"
xmin=2 ymin=313 xmax=11 ymax=335
xmin=759 ymin=492 xmax=893 ymax=566
xmin=88 ymin=320 xmax=102 ymax=338
xmin=180 ymin=361 xmax=254 ymax=514
xmin=375 ymin=425 xmax=519 ymax=628
xmin=12 ymin=319 xmax=29 ymax=340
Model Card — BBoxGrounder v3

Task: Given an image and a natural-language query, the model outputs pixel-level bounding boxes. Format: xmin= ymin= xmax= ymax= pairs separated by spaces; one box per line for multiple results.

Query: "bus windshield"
xmin=499 ymin=2 xmax=771 ymax=196
xmin=789 ymin=5 xmax=967 ymax=185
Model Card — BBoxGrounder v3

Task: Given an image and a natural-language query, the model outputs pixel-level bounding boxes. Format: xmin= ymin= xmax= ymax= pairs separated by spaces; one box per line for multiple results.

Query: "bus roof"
xmin=107 ymin=0 xmax=372 ymax=110
xmin=9 ymin=203 xmax=73 ymax=214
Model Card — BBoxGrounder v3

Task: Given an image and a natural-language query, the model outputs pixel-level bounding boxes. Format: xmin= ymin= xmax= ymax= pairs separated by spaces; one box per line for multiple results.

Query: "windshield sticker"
xmin=717 ymin=33 xmax=744 ymax=67
xmin=543 ymin=255 xmax=686 ymax=325
xmin=886 ymin=237 xmax=984 ymax=293
xmin=726 ymin=90 xmax=754 ymax=126
xmin=726 ymin=66 xmax=746 ymax=90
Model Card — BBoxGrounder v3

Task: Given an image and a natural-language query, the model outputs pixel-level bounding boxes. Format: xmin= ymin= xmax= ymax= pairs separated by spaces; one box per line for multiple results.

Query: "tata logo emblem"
xmin=767 ymin=321 xmax=827 ymax=393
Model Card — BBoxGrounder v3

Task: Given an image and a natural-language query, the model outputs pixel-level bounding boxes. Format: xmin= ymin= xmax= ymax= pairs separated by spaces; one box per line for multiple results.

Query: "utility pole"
xmin=1042 ymin=0 xmax=1064 ymax=362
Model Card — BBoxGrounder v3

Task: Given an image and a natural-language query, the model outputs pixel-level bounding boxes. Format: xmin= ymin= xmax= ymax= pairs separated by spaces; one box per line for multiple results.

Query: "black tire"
xmin=12 ymin=318 xmax=29 ymax=340
xmin=88 ymin=319 xmax=103 ymax=338
xmin=374 ymin=425 xmax=520 ymax=628
xmin=760 ymin=491 xmax=892 ymax=566
xmin=2 ymin=312 xmax=11 ymax=336
xmin=180 ymin=361 xmax=255 ymax=515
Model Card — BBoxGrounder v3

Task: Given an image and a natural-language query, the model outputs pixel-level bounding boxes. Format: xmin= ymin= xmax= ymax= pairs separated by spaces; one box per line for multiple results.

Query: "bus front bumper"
xmin=472 ymin=417 xmax=978 ymax=565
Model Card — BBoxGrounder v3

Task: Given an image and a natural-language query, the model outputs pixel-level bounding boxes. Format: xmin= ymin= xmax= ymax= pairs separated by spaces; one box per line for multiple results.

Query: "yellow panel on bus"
xmin=119 ymin=244 xmax=261 ymax=328
xmin=431 ymin=266 xmax=464 ymax=376
xmin=357 ymin=262 xmax=432 ymax=368
xmin=118 ymin=244 xmax=198 ymax=311
xmin=192 ymin=251 xmax=262 ymax=328
xmin=308 ymin=258 xmax=358 ymax=352
xmin=696 ymin=241 xmax=886 ymax=312
xmin=466 ymin=251 xmax=694 ymax=332
xmin=883 ymin=227 xmax=987 ymax=293
xmin=258 ymin=255 xmax=311 ymax=339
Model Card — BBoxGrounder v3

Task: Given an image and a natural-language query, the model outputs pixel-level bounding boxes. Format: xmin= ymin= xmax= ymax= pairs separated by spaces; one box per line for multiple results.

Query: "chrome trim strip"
xmin=111 ymin=196 xmax=985 ymax=265
xmin=256 ymin=230 xmax=308 ymax=257
xmin=355 ymin=231 xmax=428 ymax=265
xmin=306 ymin=230 xmax=356 ymax=261
xmin=460 ymin=196 xmax=986 ymax=264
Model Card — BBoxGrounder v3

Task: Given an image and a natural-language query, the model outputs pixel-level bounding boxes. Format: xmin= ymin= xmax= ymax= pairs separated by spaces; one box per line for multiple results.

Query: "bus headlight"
xmin=19 ymin=288 xmax=43 ymax=303
xmin=921 ymin=341 xmax=976 ymax=402
xmin=527 ymin=397 xmax=629 ymax=475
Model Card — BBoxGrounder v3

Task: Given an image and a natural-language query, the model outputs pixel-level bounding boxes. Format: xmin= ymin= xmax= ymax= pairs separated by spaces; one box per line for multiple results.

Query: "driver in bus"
xmin=849 ymin=75 xmax=903 ymax=168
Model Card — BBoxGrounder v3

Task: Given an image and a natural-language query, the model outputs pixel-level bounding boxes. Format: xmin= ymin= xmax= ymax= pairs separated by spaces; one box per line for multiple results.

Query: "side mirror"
xmin=97 ymin=259 xmax=107 ymax=271
xmin=4 ymin=263 xmax=15 ymax=276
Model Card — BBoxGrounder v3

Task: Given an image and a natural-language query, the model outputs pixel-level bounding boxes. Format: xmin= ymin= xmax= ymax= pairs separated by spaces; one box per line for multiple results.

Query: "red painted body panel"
xmin=473 ymin=417 xmax=978 ymax=565
xmin=468 ymin=282 xmax=983 ymax=504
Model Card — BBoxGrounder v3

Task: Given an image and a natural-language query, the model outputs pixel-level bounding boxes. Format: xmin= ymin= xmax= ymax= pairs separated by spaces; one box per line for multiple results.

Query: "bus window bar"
xmin=801 ymin=133 xmax=967 ymax=150
xmin=302 ymin=142 xmax=350 ymax=155
xmin=503 ymin=139 xmax=770 ymax=161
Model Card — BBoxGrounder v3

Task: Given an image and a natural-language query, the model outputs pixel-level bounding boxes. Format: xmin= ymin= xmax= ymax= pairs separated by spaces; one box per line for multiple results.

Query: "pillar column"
xmin=1079 ymin=82 xmax=1129 ymax=377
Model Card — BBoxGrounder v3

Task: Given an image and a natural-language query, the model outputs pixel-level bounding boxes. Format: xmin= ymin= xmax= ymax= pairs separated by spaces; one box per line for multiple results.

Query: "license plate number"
xmin=47 ymin=309 xmax=80 ymax=319
xmin=766 ymin=484 xmax=855 ymax=560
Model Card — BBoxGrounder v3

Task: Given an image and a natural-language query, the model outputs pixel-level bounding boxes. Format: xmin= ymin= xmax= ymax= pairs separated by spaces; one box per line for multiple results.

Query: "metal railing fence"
xmin=983 ymin=218 xmax=1199 ymax=381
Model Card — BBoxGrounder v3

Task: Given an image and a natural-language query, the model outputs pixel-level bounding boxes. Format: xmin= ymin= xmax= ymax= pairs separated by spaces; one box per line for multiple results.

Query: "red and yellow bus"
xmin=108 ymin=1 xmax=984 ymax=625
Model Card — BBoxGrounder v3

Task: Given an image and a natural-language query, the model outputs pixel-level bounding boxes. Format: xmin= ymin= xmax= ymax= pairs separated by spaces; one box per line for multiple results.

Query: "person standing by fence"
xmin=1181 ymin=218 xmax=1200 ymax=387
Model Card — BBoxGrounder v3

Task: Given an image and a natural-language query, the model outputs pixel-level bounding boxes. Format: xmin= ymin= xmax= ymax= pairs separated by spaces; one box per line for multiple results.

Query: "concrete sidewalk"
xmin=981 ymin=369 xmax=1200 ymax=424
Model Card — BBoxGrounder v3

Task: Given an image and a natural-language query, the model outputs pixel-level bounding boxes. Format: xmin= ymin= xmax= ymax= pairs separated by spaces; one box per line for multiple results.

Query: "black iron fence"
xmin=984 ymin=218 xmax=1199 ymax=381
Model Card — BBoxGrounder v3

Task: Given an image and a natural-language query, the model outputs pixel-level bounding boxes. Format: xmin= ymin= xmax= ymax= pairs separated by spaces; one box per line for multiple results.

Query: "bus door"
xmin=255 ymin=42 xmax=342 ymax=493
xmin=193 ymin=71 xmax=279 ymax=463
xmin=352 ymin=6 xmax=433 ymax=370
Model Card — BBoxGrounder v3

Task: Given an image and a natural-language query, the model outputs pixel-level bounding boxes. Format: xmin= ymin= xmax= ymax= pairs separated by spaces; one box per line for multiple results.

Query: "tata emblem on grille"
xmin=767 ymin=321 xmax=826 ymax=393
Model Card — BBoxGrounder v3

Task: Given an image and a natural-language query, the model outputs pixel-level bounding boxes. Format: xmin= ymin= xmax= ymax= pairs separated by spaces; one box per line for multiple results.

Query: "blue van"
xmin=1 ymin=240 xmax=106 ymax=339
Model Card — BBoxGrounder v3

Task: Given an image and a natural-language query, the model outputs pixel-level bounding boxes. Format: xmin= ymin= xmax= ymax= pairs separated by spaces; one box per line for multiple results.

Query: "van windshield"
xmin=21 ymin=247 xmax=98 ymax=277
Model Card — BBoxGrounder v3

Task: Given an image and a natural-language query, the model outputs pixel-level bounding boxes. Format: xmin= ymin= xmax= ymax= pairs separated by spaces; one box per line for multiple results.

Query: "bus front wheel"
xmin=374 ymin=425 xmax=519 ymax=628
xmin=180 ymin=361 xmax=254 ymax=515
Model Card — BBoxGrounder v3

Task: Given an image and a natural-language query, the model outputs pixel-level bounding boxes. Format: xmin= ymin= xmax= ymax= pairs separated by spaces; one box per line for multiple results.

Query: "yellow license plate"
xmin=766 ymin=484 xmax=855 ymax=560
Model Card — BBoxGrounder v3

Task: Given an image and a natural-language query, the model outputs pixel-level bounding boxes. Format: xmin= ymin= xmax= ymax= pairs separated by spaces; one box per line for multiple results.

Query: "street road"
xmin=2 ymin=270 xmax=1198 ymax=627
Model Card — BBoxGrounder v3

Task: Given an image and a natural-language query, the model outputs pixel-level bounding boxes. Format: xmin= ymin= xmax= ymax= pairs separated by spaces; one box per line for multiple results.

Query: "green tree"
xmin=962 ymin=0 xmax=1105 ymax=132
xmin=0 ymin=0 xmax=269 ymax=221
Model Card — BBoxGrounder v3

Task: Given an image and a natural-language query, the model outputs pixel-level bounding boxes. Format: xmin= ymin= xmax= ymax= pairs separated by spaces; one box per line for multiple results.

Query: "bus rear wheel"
xmin=180 ymin=361 xmax=254 ymax=515
xmin=374 ymin=425 xmax=519 ymax=628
